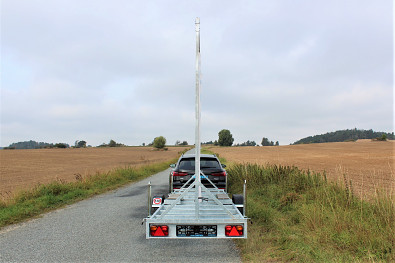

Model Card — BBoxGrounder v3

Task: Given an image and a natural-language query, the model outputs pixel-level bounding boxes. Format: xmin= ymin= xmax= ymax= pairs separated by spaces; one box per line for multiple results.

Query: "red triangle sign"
xmin=229 ymin=226 xmax=240 ymax=236
xmin=155 ymin=227 xmax=165 ymax=236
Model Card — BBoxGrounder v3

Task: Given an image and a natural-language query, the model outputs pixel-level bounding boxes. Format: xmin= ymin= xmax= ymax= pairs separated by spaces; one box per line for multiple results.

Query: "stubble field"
xmin=210 ymin=140 xmax=394 ymax=198
xmin=0 ymin=146 xmax=188 ymax=200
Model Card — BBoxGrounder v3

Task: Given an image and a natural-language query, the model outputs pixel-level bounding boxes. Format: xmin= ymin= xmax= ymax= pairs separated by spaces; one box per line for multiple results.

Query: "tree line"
xmin=98 ymin=139 xmax=126 ymax=147
xmin=293 ymin=128 xmax=394 ymax=144
xmin=4 ymin=140 xmax=70 ymax=149
xmin=6 ymin=128 xmax=391 ymax=150
xmin=204 ymin=130 xmax=279 ymax=147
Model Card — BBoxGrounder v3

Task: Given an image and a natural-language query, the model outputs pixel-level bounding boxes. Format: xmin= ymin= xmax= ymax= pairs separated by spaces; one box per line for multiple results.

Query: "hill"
xmin=293 ymin=129 xmax=394 ymax=144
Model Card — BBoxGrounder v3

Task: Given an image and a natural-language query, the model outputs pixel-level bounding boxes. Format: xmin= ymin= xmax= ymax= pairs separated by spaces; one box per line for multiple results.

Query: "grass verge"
xmin=227 ymin=163 xmax=394 ymax=262
xmin=0 ymin=158 xmax=179 ymax=229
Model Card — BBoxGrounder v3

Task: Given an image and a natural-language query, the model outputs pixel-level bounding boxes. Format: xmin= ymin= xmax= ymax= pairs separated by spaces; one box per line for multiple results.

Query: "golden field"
xmin=209 ymin=140 xmax=394 ymax=198
xmin=0 ymin=146 xmax=188 ymax=199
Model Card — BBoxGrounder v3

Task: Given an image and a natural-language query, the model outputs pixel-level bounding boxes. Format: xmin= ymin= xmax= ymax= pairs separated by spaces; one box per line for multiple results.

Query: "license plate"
xmin=176 ymin=225 xmax=217 ymax=237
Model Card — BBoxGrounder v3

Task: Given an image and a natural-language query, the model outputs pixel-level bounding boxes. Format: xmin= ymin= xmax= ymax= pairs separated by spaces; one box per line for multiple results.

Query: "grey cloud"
xmin=1 ymin=0 xmax=392 ymax=146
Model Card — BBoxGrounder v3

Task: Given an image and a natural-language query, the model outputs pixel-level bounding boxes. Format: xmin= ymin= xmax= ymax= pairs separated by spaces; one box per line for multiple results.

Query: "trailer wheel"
xmin=232 ymin=194 xmax=244 ymax=215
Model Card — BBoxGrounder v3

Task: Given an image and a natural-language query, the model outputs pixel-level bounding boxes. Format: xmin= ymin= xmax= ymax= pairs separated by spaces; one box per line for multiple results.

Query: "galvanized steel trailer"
xmin=144 ymin=18 xmax=248 ymax=239
xmin=145 ymin=175 xmax=248 ymax=239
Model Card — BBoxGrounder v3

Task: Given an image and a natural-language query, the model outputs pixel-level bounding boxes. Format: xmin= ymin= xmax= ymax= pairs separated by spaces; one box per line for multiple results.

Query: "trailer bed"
xmin=145 ymin=183 xmax=247 ymax=239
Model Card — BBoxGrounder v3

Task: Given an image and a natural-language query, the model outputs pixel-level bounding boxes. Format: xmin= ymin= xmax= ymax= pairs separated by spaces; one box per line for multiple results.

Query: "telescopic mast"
xmin=195 ymin=17 xmax=202 ymax=200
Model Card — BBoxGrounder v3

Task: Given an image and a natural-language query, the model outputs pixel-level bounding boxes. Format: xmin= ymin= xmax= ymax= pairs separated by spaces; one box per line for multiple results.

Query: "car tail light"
xmin=150 ymin=225 xmax=169 ymax=236
xmin=173 ymin=172 xmax=188 ymax=176
xmin=225 ymin=225 xmax=243 ymax=236
xmin=212 ymin=172 xmax=226 ymax=176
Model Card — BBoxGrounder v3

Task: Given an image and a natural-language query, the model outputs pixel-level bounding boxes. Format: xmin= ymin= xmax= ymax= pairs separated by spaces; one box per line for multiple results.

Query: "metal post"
xmin=148 ymin=181 xmax=152 ymax=216
xmin=170 ymin=173 xmax=173 ymax=193
xmin=225 ymin=172 xmax=228 ymax=192
xmin=243 ymin=180 xmax=247 ymax=217
xmin=195 ymin=17 xmax=202 ymax=202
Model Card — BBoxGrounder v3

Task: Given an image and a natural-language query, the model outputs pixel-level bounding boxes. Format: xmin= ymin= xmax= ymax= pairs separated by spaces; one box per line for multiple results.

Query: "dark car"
xmin=169 ymin=154 xmax=227 ymax=192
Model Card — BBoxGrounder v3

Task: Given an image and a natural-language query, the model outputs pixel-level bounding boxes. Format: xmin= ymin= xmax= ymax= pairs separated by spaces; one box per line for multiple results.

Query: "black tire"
xmin=232 ymin=194 xmax=243 ymax=204
xmin=232 ymin=194 xmax=244 ymax=215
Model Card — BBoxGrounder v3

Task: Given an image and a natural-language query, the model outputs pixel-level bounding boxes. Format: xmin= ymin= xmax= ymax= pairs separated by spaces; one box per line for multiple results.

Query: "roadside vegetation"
xmin=0 ymin=148 xmax=189 ymax=228
xmin=226 ymin=163 xmax=394 ymax=262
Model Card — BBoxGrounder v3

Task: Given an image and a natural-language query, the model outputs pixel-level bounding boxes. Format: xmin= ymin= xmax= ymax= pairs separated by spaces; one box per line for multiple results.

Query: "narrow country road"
xmin=0 ymin=163 xmax=241 ymax=262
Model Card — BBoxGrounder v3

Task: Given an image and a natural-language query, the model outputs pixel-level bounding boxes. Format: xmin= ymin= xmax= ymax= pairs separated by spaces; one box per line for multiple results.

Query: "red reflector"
xmin=225 ymin=225 xmax=243 ymax=236
xmin=150 ymin=225 xmax=169 ymax=237
xmin=212 ymin=172 xmax=226 ymax=176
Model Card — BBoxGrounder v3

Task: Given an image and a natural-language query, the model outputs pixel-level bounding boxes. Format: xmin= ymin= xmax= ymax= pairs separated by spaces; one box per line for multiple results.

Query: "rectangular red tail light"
xmin=225 ymin=225 xmax=243 ymax=236
xmin=211 ymin=172 xmax=226 ymax=176
xmin=173 ymin=172 xmax=188 ymax=176
xmin=150 ymin=225 xmax=169 ymax=236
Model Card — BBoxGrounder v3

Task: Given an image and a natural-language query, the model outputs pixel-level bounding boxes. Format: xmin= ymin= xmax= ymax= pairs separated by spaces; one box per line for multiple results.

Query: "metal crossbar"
xmin=157 ymin=174 xmax=236 ymax=220
xmin=159 ymin=180 xmax=196 ymax=219
xmin=179 ymin=171 xmax=219 ymax=190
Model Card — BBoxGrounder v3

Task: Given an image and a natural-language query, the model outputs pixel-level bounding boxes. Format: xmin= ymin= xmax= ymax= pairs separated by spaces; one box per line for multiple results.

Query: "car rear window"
xmin=179 ymin=158 xmax=221 ymax=170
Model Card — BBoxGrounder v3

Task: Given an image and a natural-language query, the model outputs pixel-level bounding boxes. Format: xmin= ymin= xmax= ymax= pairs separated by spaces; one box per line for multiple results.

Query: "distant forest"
xmin=293 ymin=129 xmax=394 ymax=144
xmin=5 ymin=140 xmax=70 ymax=149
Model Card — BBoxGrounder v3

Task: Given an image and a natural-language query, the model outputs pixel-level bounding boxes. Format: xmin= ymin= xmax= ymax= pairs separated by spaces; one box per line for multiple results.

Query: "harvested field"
xmin=0 ymin=147 xmax=188 ymax=200
xmin=209 ymin=140 xmax=394 ymax=198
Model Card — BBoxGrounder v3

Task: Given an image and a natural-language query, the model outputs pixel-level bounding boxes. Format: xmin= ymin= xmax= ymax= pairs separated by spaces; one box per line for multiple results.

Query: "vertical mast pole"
xmin=195 ymin=17 xmax=202 ymax=201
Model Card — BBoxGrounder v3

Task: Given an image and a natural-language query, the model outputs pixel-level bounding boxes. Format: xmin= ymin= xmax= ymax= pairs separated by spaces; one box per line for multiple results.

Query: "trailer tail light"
xmin=173 ymin=172 xmax=188 ymax=177
xmin=225 ymin=225 xmax=243 ymax=236
xmin=150 ymin=225 xmax=169 ymax=237
xmin=212 ymin=172 xmax=226 ymax=176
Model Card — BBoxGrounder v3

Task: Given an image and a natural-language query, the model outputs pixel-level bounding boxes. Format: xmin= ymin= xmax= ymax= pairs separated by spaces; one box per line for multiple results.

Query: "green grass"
xmin=227 ymin=163 xmax=394 ymax=262
xmin=0 ymin=159 xmax=178 ymax=228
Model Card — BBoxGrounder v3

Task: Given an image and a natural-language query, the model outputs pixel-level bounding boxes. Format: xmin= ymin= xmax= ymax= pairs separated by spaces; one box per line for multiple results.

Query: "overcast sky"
xmin=1 ymin=0 xmax=393 ymax=147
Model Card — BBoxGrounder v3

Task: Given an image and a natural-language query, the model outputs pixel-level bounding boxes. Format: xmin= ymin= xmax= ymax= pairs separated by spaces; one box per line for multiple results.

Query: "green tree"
xmin=75 ymin=140 xmax=87 ymax=148
xmin=218 ymin=129 xmax=234 ymax=146
xmin=261 ymin=137 xmax=273 ymax=146
xmin=54 ymin=143 xmax=68 ymax=148
xmin=153 ymin=136 xmax=166 ymax=149
xmin=109 ymin=140 xmax=118 ymax=147
xmin=379 ymin=134 xmax=387 ymax=141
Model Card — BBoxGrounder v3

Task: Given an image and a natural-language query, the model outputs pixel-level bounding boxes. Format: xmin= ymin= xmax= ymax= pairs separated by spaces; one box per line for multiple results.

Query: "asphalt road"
xmin=0 ymin=163 xmax=241 ymax=262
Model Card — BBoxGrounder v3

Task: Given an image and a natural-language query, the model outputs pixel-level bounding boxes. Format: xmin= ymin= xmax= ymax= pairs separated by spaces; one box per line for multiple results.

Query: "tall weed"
xmin=228 ymin=163 xmax=394 ymax=262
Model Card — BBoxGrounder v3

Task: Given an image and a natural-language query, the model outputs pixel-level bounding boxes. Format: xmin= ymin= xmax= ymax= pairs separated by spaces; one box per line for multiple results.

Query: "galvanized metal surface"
xmin=195 ymin=17 xmax=202 ymax=200
xmin=145 ymin=174 xmax=248 ymax=238
xmin=145 ymin=184 xmax=248 ymax=238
